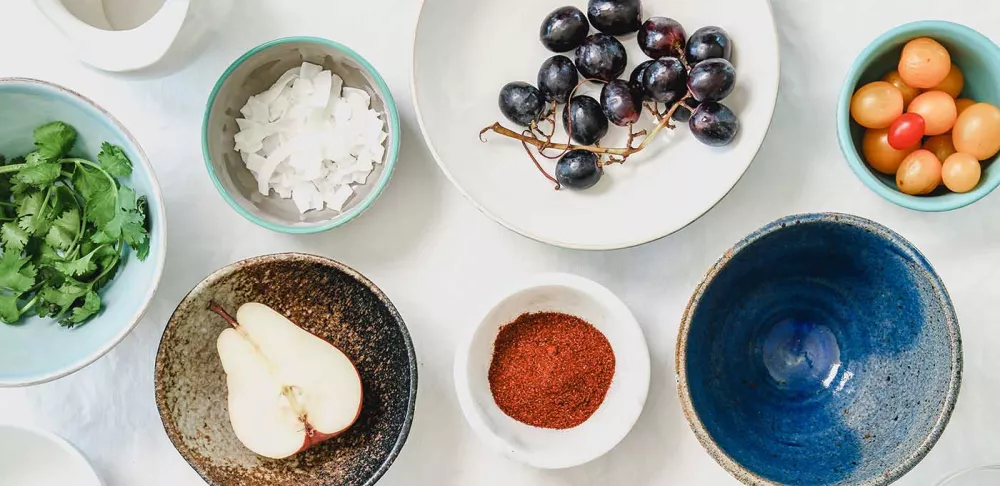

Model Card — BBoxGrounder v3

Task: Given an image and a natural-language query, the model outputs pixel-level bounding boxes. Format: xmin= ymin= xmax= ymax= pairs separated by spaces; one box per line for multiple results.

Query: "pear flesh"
xmin=212 ymin=302 xmax=363 ymax=459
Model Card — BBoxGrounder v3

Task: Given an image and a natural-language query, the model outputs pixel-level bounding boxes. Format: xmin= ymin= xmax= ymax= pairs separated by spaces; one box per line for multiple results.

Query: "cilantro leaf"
xmin=53 ymin=251 xmax=96 ymax=277
xmin=72 ymin=164 xmax=116 ymax=226
xmin=0 ymin=294 xmax=21 ymax=324
xmin=44 ymin=208 xmax=80 ymax=250
xmin=34 ymin=121 xmax=77 ymax=161
xmin=0 ymin=251 xmax=36 ymax=292
xmin=38 ymin=282 xmax=87 ymax=317
xmin=1 ymin=222 xmax=29 ymax=252
xmin=97 ymin=143 xmax=132 ymax=177
xmin=66 ymin=291 xmax=100 ymax=326
xmin=14 ymin=155 xmax=61 ymax=186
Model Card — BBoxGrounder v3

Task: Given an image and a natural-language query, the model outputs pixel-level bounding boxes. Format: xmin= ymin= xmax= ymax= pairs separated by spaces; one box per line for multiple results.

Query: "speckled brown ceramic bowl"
xmin=154 ymin=253 xmax=416 ymax=486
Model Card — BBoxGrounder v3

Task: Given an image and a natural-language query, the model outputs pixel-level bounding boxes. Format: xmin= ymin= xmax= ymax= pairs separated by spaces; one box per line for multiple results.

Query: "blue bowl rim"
xmin=0 ymin=77 xmax=168 ymax=387
xmin=201 ymin=36 xmax=402 ymax=235
xmin=154 ymin=252 xmax=418 ymax=486
xmin=836 ymin=20 xmax=1000 ymax=212
xmin=675 ymin=212 xmax=963 ymax=486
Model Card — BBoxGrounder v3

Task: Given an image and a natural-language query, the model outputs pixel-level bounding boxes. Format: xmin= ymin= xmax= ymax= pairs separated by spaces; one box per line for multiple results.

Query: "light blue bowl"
xmin=837 ymin=21 xmax=1000 ymax=211
xmin=0 ymin=78 xmax=166 ymax=387
xmin=203 ymin=37 xmax=401 ymax=234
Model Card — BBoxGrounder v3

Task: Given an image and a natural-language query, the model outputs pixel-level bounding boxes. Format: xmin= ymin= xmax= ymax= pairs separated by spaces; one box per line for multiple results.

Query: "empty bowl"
xmin=837 ymin=21 xmax=1000 ymax=211
xmin=203 ymin=37 xmax=400 ymax=233
xmin=677 ymin=213 xmax=962 ymax=485
xmin=453 ymin=273 xmax=650 ymax=469
xmin=0 ymin=424 xmax=102 ymax=486
xmin=155 ymin=253 xmax=416 ymax=486
xmin=0 ymin=78 xmax=166 ymax=386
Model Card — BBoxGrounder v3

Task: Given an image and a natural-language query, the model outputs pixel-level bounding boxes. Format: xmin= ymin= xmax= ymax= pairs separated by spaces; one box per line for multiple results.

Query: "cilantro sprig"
xmin=0 ymin=121 xmax=151 ymax=327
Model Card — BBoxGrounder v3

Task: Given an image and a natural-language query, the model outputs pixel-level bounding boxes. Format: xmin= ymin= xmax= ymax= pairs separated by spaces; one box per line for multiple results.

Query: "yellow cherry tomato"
xmin=931 ymin=64 xmax=964 ymax=98
xmin=864 ymin=129 xmax=918 ymax=174
xmin=851 ymin=81 xmax=904 ymax=129
xmin=896 ymin=150 xmax=943 ymax=195
xmin=955 ymin=98 xmax=976 ymax=116
xmin=952 ymin=103 xmax=1000 ymax=160
xmin=883 ymin=70 xmax=921 ymax=108
xmin=941 ymin=152 xmax=981 ymax=193
xmin=908 ymin=91 xmax=957 ymax=136
xmin=899 ymin=38 xmax=952 ymax=89
xmin=923 ymin=134 xmax=957 ymax=163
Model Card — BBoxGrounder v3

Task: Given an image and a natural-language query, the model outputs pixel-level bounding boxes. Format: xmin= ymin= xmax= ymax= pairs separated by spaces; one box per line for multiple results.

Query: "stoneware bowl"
xmin=203 ymin=37 xmax=400 ymax=233
xmin=837 ymin=20 xmax=1000 ymax=212
xmin=454 ymin=273 xmax=650 ymax=469
xmin=677 ymin=213 xmax=962 ymax=486
xmin=154 ymin=253 xmax=417 ymax=486
xmin=0 ymin=78 xmax=166 ymax=387
xmin=0 ymin=424 xmax=102 ymax=485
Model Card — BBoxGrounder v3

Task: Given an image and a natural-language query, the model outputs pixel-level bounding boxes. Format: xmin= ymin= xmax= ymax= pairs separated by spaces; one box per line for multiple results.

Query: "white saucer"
xmin=453 ymin=273 xmax=651 ymax=469
xmin=0 ymin=424 xmax=102 ymax=486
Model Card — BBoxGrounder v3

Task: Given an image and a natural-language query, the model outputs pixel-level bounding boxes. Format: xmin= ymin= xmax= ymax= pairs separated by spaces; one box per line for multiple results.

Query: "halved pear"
xmin=210 ymin=301 xmax=363 ymax=459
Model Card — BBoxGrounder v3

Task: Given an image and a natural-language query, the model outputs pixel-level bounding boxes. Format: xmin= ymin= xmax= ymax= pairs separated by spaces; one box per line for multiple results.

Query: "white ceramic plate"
xmin=413 ymin=0 xmax=780 ymax=249
xmin=453 ymin=273 xmax=650 ymax=469
xmin=0 ymin=425 xmax=102 ymax=486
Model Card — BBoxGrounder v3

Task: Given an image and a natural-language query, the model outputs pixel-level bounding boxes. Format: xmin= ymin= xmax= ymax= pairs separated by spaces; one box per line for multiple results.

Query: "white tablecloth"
xmin=1 ymin=1 xmax=998 ymax=485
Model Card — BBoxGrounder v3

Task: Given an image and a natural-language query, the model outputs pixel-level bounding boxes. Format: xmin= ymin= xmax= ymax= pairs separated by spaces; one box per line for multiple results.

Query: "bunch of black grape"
xmin=483 ymin=0 xmax=739 ymax=190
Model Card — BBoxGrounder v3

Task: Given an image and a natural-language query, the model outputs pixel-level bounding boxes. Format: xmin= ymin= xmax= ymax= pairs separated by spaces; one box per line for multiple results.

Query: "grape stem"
xmin=480 ymin=93 xmax=691 ymax=159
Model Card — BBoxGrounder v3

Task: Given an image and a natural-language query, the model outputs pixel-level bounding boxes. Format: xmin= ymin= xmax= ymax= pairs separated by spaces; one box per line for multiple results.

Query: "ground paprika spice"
xmin=488 ymin=311 xmax=615 ymax=430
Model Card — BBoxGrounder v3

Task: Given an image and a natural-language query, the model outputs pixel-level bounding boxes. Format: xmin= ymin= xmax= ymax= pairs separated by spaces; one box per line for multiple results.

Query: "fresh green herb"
xmin=0 ymin=121 xmax=151 ymax=327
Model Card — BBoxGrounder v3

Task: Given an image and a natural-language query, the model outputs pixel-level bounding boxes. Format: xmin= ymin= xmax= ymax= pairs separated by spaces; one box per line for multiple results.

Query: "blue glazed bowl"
xmin=0 ymin=78 xmax=166 ymax=386
xmin=677 ymin=213 xmax=962 ymax=486
xmin=837 ymin=21 xmax=1000 ymax=212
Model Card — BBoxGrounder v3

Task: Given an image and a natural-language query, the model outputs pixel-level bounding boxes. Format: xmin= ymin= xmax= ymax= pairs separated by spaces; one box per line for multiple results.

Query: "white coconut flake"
xmin=234 ymin=63 xmax=387 ymax=215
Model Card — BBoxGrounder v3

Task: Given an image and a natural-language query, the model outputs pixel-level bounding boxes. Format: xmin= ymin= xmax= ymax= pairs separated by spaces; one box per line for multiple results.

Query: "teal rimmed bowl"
xmin=837 ymin=21 xmax=1000 ymax=212
xmin=0 ymin=78 xmax=166 ymax=386
xmin=203 ymin=37 xmax=400 ymax=234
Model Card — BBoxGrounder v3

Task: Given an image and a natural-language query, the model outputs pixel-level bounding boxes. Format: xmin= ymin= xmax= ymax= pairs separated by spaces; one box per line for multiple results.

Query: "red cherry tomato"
xmin=888 ymin=113 xmax=926 ymax=150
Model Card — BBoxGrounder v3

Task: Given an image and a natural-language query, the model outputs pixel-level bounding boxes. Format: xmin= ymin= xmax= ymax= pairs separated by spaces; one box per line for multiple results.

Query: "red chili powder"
xmin=487 ymin=311 xmax=615 ymax=429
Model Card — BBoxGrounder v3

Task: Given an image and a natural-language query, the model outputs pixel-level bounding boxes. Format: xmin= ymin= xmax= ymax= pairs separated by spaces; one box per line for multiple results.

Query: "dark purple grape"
xmin=671 ymin=98 xmax=700 ymax=123
xmin=498 ymin=82 xmax=544 ymax=127
xmin=630 ymin=60 xmax=654 ymax=86
xmin=601 ymin=80 xmax=643 ymax=126
xmin=574 ymin=34 xmax=628 ymax=82
xmin=640 ymin=57 xmax=687 ymax=104
xmin=556 ymin=150 xmax=602 ymax=189
xmin=688 ymin=58 xmax=736 ymax=102
xmin=539 ymin=6 xmax=590 ymax=53
xmin=687 ymin=26 xmax=733 ymax=63
xmin=587 ymin=0 xmax=642 ymax=35
xmin=538 ymin=55 xmax=579 ymax=104
xmin=562 ymin=95 xmax=609 ymax=145
xmin=637 ymin=17 xmax=686 ymax=59
xmin=689 ymin=102 xmax=739 ymax=146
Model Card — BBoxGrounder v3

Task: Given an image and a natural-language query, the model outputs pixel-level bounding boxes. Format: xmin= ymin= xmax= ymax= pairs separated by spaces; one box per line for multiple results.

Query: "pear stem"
xmin=208 ymin=301 xmax=239 ymax=328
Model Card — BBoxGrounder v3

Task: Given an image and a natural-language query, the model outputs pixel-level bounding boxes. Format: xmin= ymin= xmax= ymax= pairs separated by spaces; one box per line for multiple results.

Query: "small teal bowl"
xmin=677 ymin=213 xmax=962 ymax=486
xmin=203 ymin=37 xmax=400 ymax=234
xmin=0 ymin=78 xmax=166 ymax=387
xmin=837 ymin=21 xmax=1000 ymax=212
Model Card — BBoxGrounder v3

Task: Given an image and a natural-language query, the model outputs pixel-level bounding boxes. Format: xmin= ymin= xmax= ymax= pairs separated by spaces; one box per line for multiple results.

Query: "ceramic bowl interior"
xmin=203 ymin=37 xmax=400 ymax=233
xmin=677 ymin=213 xmax=962 ymax=486
xmin=0 ymin=78 xmax=166 ymax=387
xmin=837 ymin=20 xmax=1000 ymax=212
xmin=154 ymin=253 xmax=416 ymax=486
xmin=454 ymin=273 xmax=650 ymax=469
xmin=0 ymin=424 xmax=102 ymax=486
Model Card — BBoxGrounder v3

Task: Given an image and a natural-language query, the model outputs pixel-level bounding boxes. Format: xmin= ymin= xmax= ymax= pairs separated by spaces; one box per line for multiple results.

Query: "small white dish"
xmin=0 ymin=424 xmax=102 ymax=486
xmin=453 ymin=273 xmax=650 ymax=469
xmin=413 ymin=0 xmax=780 ymax=250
